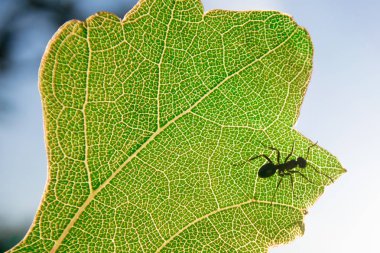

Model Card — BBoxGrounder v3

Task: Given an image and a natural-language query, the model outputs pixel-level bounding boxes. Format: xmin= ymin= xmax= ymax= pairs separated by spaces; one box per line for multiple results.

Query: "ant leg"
xmin=269 ymin=147 xmax=281 ymax=164
xmin=233 ymin=154 xmax=273 ymax=166
xmin=308 ymin=163 xmax=334 ymax=183
xmin=248 ymin=154 xmax=273 ymax=163
xmin=306 ymin=141 xmax=318 ymax=160
xmin=271 ymin=175 xmax=284 ymax=203
xmin=288 ymin=170 xmax=314 ymax=184
xmin=260 ymin=142 xmax=281 ymax=164
xmin=284 ymin=141 xmax=296 ymax=162
xmin=283 ymin=172 xmax=295 ymax=200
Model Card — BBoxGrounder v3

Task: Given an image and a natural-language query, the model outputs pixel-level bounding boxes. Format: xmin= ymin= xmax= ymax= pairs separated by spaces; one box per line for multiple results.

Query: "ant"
xmin=240 ymin=142 xmax=334 ymax=201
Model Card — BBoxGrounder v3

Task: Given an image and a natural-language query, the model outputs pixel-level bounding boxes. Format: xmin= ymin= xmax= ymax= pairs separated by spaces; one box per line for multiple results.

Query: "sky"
xmin=0 ymin=0 xmax=379 ymax=252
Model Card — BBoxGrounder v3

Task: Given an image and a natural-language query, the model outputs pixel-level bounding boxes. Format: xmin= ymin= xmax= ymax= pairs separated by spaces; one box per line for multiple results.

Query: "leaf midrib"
xmin=49 ymin=21 xmax=299 ymax=252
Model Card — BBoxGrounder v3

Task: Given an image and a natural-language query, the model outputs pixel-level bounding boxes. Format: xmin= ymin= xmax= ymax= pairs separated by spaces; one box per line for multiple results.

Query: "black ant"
xmin=240 ymin=142 xmax=334 ymax=201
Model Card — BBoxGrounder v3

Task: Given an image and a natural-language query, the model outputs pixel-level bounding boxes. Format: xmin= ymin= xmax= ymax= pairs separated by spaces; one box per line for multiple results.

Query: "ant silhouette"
xmin=239 ymin=141 xmax=334 ymax=201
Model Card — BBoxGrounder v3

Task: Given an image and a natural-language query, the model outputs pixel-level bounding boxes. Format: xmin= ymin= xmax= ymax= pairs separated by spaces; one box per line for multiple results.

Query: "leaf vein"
xmin=49 ymin=24 xmax=299 ymax=253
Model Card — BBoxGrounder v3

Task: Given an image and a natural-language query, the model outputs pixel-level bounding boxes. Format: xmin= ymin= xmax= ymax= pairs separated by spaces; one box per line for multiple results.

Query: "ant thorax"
xmin=276 ymin=160 xmax=298 ymax=171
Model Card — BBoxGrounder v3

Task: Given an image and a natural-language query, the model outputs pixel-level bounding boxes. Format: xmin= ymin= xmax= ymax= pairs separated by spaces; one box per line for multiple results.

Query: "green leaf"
xmin=10 ymin=0 xmax=345 ymax=252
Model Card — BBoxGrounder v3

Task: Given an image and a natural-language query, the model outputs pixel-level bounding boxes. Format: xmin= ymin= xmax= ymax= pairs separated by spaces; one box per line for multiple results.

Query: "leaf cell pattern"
xmin=10 ymin=0 xmax=345 ymax=252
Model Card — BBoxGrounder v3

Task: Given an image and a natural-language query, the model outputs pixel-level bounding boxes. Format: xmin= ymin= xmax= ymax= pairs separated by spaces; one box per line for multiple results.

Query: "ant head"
xmin=297 ymin=157 xmax=307 ymax=168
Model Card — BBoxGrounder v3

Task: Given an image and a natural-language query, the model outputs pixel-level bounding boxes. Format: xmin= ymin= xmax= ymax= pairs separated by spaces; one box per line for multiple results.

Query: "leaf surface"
xmin=11 ymin=0 xmax=345 ymax=252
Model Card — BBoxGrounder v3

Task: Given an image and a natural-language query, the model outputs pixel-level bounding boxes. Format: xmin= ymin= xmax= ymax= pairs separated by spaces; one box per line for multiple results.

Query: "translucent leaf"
xmin=10 ymin=0 xmax=345 ymax=252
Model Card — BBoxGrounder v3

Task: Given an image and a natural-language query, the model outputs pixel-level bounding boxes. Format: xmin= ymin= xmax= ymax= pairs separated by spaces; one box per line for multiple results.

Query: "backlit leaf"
xmin=10 ymin=0 xmax=345 ymax=252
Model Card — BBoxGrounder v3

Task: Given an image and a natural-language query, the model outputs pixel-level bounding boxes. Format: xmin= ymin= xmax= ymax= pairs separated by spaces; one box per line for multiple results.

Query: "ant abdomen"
xmin=258 ymin=163 xmax=276 ymax=178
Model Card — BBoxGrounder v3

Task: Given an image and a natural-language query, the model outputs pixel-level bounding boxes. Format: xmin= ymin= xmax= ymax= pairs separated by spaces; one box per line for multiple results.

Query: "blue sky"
xmin=0 ymin=0 xmax=379 ymax=252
